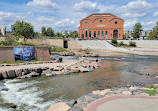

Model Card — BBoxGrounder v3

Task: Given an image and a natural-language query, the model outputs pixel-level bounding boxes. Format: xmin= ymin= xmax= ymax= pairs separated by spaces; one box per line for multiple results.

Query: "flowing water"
xmin=0 ymin=53 xmax=158 ymax=111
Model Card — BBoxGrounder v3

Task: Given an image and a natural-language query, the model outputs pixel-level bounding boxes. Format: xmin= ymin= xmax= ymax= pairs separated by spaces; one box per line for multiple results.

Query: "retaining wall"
xmin=0 ymin=47 xmax=15 ymax=62
xmin=107 ymin=40 xmax=158 ymax=49
xmin=27 ymin=39 xmax=64 ymax=47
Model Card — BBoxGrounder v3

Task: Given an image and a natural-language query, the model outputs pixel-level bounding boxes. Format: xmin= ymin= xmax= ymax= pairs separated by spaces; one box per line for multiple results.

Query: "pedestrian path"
xmin=86 ymin=95 xmax=158 ymax=111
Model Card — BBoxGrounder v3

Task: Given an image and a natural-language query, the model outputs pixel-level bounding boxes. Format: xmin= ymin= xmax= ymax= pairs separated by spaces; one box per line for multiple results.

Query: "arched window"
xmin=102 ymin=31 xmax=104 ymax=37
xmin=94 ymin=31 xmax=96 ymax=37
xmin=115 ymin=21 xmax=117 ymax=24
xmin=100 ymin=20 xmax=102 ymax=23
xmin=105 ymin=31 xmax=108 ymax=38
xmin=89 ymin=31 xmax=91 ymax=37
xmin=86 ymin=31 xmax=88 ymax=37
xmin=98 ymin=31 xmax=100 ymax=38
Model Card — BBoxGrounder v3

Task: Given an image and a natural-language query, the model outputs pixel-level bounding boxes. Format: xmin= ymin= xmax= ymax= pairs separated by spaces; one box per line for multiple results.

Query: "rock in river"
xmin=46 ymin=102 xmax=71 ymax=111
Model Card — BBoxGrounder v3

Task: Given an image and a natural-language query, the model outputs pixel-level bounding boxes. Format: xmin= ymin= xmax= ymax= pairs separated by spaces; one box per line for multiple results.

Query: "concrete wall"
xmin=27 ymin=39 xmax=64 ymax=47
xmin=0 ymin=47 xmax=15 ymax=62
xmin=35 ymin=47 xmax=50 ymax=61
xmin=107 ymin=40 xmax=158 ymax=49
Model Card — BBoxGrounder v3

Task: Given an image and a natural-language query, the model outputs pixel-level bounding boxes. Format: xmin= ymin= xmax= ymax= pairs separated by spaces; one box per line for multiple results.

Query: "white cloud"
xmin=73 ymin=1 xmax=99 ymax=13
xmin=124 ymin=19 xmax=138 ymax=30
xmin=27 ymin=0 xmax=59 ymax=12
xmin=153 ymin=11 xmax=158 ymax=17
xmin=54 ymin=18 xmax=75 ymax=28
xmin=0 ymin=11 xmax=26 ymax=28
xmin=118 ymin=0 xmax=152 ymax=19
xmin=30 ymin=16 xmax=77 ymax=32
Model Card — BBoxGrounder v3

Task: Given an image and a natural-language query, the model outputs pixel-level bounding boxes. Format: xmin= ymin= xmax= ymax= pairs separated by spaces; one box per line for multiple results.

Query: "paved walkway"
xmin=86 ymin=95 xmax=158 ymax=111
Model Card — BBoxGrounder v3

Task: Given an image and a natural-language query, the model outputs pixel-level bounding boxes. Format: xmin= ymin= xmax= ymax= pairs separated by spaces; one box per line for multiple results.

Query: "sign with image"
xmin=14 ymin=47 xmax=35 ymax=61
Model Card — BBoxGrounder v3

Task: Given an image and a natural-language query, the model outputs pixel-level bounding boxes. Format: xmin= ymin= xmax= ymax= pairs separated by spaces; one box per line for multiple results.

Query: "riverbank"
xmin=47 ymin=85 xmax=158 ymax=111
xmin=0 ymin=59 xmax=100 ymax=80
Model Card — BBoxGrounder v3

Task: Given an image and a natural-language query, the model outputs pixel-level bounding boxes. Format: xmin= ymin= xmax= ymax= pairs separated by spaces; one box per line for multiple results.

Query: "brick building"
xmin=78 ymin=13 xmax=124 ymax=40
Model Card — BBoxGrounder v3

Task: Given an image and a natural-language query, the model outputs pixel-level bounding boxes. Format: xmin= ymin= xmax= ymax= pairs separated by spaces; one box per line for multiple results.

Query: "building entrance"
xmin=113 ymin=30 xmax=118 ymax=39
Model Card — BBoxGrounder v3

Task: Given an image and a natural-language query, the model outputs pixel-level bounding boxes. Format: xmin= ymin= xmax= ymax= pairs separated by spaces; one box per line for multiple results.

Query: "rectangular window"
xmin=86 ymin=31 xmax=88 ymax=37
xmin=98 ymin=31 xmax=100 ymax=38
xmin=102 ymin=31 xmax=104 ymax=37
xmin=94 ymin=31 xmax=96 ymax=37
xmin=111 ymin=34 xmax=112 ymax=37
xmin=119 ymin=34 xmax=120 ymax=37
xmin=105 ymin=31 xmax=108 ymax=38
xmin=89 ymin=31 xmax=91 ymax=37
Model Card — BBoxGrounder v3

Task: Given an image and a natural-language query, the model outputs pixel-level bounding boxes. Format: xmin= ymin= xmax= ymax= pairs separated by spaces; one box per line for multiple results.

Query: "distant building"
xmin=11 ymin=25 xmax=14 ymax=33
xmin=78 ymin=13 xmax=124 ymax=40
xmin=123 ymin=30 xmax=151 ymax=39
xmin=0 ymin=27 xmax=6 ymax=36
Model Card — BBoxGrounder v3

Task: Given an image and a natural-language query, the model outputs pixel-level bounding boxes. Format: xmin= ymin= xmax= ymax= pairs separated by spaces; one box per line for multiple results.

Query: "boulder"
xmin=43 ymin=69 xmax=57 ymax=76
xmin=0 ymin=72 xmax=4 ymax=80
xmin=46 ymin=102 xmax=71 ymax=111
xmin=29 ymin=72 xmax=40 ymax=77
xmin=15 ymin=69 xmax=23 ymax=77
xmin=53 ymin=66 xmax=64 ymax=71
xmin=7 ymin=70 xmax=17 ymax=79
xmin=37 ymin=68 xmax=42 ymax=74
xmin=65 ymin=100 xmax=77 ymax=107
xmin=71 ymin=107 xmax=83 ymax=111
xmin=79 ymin=67 xmax=89 ymax=72
xmin=92 ymin=89 xmax=111 ymax=96
xmin=2 ymin=71 xmax=8 ymax=79
xmin=62 ymin=70 xmax=70 ymax=75
xmin=71 ymin=67 xmax=80 ymax=73
xmin=22 ymin=69 xmax=29 ymax=75
xmin=64 ymin=66 xmax=71 ymax=70
xmin=122 ymin=91 xmax=132 ymax=95
xmin=41 ymin=67 xmax=49 ymax=71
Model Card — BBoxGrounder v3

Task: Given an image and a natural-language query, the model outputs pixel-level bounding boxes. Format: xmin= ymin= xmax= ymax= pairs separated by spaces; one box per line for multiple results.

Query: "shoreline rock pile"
xmin=42 ymin=59 xmax=100 ymax=77
xmin=0 ymin=59 xmax=100 ymax=80
xmin=46 ymin=85 xmax=158 ymax=111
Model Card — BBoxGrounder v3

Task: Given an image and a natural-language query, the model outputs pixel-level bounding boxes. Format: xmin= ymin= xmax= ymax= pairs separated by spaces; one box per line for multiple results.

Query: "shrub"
xmin=129 ymin=41 xmax=136 ymax=47
xmin=111 ymin=38 xmax=118 ymax=44
xmin=144 ymin=89 xmax=157 ymax=96
xmin=118 ymin=41 xmax=124 ymax=46
xmin=49 ymin=46 xmax=67 ymax=52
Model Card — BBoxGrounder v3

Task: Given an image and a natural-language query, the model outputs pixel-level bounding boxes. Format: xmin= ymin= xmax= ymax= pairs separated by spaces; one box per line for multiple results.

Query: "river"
xmin=0 ymin=53 xmax=158 ymax=111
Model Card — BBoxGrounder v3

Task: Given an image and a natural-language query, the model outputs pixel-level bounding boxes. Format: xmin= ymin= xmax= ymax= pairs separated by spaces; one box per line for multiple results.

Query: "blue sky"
xmin=0 ymin=0 xmax=158 ymax=32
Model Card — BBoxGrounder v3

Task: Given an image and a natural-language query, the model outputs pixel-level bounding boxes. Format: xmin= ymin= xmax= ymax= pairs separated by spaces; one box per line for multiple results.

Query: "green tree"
xmin=131 ymin=23 xmax=142 ymax=39
xmin=46 ymin=27 xmax=55 ymax=37
xmin=65 ymin=33 xmax=70 ymax=38
xmin=148 ymin=22 xmax=158 ymax=39
xmin=13 ymin=20 xmax=34 ymax=41
xmin=69 ymin=31 xmax=78 ymax=38
xmin=41 ymin=26 xmax=47 ymax=36
xmin=56 ymin=32 xmax=63 ymax=37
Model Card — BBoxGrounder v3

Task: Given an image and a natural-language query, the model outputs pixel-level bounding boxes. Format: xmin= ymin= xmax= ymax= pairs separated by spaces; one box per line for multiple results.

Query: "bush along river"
xmin=0 ymin=53 xmax=158 ymax=111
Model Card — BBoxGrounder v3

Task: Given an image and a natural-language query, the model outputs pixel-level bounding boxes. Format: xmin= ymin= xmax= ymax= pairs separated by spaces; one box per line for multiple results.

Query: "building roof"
xmin=80 ymin=13 xmax=124 ymax=22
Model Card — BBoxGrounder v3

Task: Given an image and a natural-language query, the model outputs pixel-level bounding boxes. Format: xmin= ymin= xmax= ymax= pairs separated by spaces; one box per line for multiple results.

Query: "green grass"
xmin=146 ymin=85 xmax=157 ymax=89
xmin=144 ymin=85 xmax=157 ymax=96
xmin=49 ymin=46 xmax=67 ymax=53
xmin=144 ymin=89 xmax=157 ymax=96
xmin=0 ymin=59 xmax=44 ymax=64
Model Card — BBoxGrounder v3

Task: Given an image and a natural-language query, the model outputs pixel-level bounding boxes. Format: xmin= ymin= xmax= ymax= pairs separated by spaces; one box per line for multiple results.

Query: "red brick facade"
xmin=78 ymin=13 xmax=124 ymax=40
